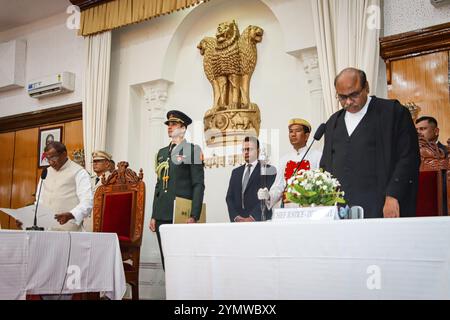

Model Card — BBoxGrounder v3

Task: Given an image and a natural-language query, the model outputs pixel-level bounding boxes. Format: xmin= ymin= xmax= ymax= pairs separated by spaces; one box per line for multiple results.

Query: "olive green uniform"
xmin=152 ymin=139 xmax=205 ymax=268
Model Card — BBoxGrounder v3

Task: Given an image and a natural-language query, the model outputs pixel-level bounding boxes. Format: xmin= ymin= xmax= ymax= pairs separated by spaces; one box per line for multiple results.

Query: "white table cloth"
xmin=0 ymin=230 xmax=126 ymax=300
xmin=161 ymin=217 xmax=450 ymax=300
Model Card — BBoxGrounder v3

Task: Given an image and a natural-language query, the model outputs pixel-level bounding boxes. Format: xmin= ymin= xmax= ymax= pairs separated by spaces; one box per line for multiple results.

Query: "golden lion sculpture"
xmin=198 ymin=20 xmax=263 ymax=111
xmin=198 ymin=20 xmax=264 ymax=146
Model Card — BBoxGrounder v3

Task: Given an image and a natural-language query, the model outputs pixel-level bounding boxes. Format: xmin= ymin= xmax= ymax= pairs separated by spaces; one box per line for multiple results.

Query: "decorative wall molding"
xmin=0 ymin=103 xmax=82 ymax=133
xmin=140 ymin=79 xmax=172 ymax=120
xmin=291 ymin=46 xmax=326 ymax=123
xmin=296 ymin=47 xmax=322 ymax=95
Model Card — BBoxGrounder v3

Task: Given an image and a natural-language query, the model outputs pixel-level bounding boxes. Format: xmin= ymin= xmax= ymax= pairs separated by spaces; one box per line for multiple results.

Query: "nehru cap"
xmin=288 ymin=118 xmax=312 ymax=132
xmin=165 ymin=110 xmax=192 ymax=127
xmin=92 ymin=150 xmax=112 ymax=161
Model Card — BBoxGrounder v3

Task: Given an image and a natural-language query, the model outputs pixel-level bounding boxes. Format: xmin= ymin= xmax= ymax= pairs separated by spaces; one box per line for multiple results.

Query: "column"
xmin=138 ymin=78 xmax=172 ymax=299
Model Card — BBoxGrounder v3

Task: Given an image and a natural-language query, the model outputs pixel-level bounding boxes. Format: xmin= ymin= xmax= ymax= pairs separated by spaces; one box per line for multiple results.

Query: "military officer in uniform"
xmin=84 ymin=150 xmax=113 ymax=232
xmin=149 ymin=110 xmax=205 ymax=269
xmin=91 ymin=150 xmax=113 ymax=192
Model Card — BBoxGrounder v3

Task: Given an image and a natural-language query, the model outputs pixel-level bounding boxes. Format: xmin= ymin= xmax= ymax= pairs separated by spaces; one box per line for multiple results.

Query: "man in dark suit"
xmin=415 ymin=116 xmax=448 ymax=157
xmin=320 ymin=68 xmax=420 ymax=219
xmin=149 ymin=110 xmax=205 ymax=269
xmin=226 ymin=137 xmax=276 ymax=222
xmin=415 ymin=116 xmax=448 ymax=215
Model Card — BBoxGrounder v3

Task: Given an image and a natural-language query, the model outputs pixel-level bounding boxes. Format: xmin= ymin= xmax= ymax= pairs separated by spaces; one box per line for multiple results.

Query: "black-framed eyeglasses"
xmin=336 ymin=86 xmax=365 ymax=102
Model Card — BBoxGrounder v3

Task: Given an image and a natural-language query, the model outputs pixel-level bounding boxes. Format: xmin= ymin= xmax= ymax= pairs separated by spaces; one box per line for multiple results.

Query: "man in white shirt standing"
xmin=258 ymin=119 xmax=322 ymax=208
xmin=38 ymin=141 xmax=93 ymax=231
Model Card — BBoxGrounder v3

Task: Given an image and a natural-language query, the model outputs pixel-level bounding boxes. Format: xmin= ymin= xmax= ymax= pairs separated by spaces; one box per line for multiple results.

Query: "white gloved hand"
xmin=257 ymin=188 xmax=270 ymax=200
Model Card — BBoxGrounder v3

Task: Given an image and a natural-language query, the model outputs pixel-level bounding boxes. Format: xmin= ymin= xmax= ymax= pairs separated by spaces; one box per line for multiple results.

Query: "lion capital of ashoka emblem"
xmin=198 ymin=20 xmax=264 ymax=147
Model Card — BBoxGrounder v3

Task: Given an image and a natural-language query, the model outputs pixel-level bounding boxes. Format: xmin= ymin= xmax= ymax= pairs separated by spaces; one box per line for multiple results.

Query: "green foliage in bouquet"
xmin=286 ymin=169 xmax=346 ymax=207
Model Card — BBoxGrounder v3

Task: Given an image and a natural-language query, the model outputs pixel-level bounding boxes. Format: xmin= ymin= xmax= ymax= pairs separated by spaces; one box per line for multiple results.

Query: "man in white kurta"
xmin=37 ymin=142 xmax=93 ymax=231
xmin=258 ymin=119 xmax=322 ymax=208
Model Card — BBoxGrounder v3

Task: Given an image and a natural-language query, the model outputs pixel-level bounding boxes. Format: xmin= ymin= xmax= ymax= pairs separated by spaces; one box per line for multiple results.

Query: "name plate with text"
xmin=272 ymin=206 xmax=338 ymax=221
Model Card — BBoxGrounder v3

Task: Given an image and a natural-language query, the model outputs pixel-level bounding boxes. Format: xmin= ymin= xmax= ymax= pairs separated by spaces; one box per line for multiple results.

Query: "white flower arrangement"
xmin=286 ymin=169 xmax=346 ymax=207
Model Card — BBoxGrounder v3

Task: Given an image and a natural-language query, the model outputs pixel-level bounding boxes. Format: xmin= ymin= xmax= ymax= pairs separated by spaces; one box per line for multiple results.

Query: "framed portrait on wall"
xmin=38 ymin=126 xmax=63 ymax=168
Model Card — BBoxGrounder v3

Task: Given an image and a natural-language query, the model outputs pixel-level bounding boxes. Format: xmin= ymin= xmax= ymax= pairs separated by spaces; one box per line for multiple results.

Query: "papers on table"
xmin=0 ymin=205 xmax=57 ymax=230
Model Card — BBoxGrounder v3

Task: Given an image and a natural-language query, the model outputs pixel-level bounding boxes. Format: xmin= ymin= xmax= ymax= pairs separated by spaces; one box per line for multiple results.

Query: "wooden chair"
xmin=92 ymin=161 xmax=145 ymax=300
xmin=416 ymin=138 xmax=449 ymax=216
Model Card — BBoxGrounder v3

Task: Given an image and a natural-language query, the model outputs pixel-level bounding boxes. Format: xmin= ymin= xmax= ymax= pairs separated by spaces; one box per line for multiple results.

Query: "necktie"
xmin=242 ymin=164 xmax=252 ymax=193
xmin=169 ymin=143 xmax=177 ymax=153
xmin=242 ymin=164 xmax=252 ymax=209
xmin=95 ymin=177 xmax=100 ymax=184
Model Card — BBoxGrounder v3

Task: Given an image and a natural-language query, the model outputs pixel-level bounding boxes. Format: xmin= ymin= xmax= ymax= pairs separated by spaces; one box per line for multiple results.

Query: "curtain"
xmin=83 ymin=31 xmax=112 ymax=172
xmin=79 ymin=0 xmax=210 ymax=36
xmin=311 ymin=0 xmax=381 ymax=117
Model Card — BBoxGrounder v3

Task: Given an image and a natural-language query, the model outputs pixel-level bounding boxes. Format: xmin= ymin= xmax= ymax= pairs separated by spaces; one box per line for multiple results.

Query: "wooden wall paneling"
xmin=11 ymin=128 xmax=38 ymax=209
xmin=0 ymin=105 xmax=84 ymax=229
xmin=0 ymin=132 xmax=15 ymax=228
xmin=0 ymin=103 xmax=82 ymax=134
xmin=64 ymin=120 xmax=84 ymax=163
xmin=388 ymin=51 xmax=450 ymax=142
xmin=380 ymin=22 xmax=450 ymax=75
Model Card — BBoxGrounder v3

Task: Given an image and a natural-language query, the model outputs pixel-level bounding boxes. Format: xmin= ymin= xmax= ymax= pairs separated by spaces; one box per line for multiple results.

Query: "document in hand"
xmin=0 ymin=205 xmax=57 ymax=230
xmin=173 ymin=197 xmax=206 ymax=224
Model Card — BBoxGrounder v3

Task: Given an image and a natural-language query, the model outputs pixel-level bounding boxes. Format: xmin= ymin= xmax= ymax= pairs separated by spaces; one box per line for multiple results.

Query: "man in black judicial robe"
xmin=320 ymin=68 xmax=420 ymax=219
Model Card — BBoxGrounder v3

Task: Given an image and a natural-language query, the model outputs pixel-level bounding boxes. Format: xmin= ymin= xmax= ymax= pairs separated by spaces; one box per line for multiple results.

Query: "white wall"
xmin=169 ymin=0 xmax=317 ymax=220
xmin=107 ymin=0 xmax=318 ymax=223
xmin=383 ymin=0 xmax=450 ymax=36
xmin=107 ymin=0 xmax=318 ymax=299
xmin=0 ymin=13 xmax=84 ymax=117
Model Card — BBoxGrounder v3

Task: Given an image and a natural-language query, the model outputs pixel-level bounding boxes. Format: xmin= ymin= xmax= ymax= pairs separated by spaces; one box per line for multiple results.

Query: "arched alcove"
xmin=106 ymin=0 xmax=322 ymax=300
xmin=162 ymin=0 xmax=316 ymax=81
xmin=159 ymin=0 xmax=317 ymax=224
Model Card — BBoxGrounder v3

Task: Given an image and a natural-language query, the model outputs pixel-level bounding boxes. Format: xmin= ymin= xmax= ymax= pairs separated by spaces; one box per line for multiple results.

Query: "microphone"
xmin=281 ymin=123 xmax=326 ymax=208
xmin=298 ymin=123 xmax=326 ymax=165
xmin=313 ymin=123 xmax=327 ymax=141
xmin=27 ymin=168 xmax=47 ymax=231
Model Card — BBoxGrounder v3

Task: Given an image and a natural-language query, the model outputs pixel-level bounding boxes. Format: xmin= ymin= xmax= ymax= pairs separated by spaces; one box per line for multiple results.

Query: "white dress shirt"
xmin=344 ymin=96 xmax=371 ymax=136
xmin=268 ymin=146 xmax=322 ymax=208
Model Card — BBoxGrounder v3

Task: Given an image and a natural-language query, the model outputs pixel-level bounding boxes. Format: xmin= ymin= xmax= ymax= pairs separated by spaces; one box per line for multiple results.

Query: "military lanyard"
xmin=156 ymin=143 xmax=177 ymax=192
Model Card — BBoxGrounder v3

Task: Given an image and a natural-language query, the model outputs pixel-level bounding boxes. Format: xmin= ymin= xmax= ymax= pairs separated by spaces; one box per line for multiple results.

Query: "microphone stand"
xmin=260 ymin=150 xmax=268 ymax=221
xmin=26 ymin=175 xmax=45 ymax=231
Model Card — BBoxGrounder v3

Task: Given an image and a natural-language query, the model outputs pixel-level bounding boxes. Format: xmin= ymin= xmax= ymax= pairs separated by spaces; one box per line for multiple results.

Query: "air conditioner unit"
xmin=27 ymin=72 xmax=75 ymax=99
